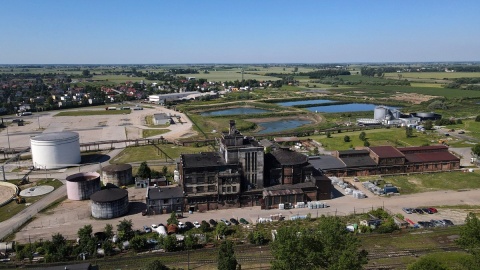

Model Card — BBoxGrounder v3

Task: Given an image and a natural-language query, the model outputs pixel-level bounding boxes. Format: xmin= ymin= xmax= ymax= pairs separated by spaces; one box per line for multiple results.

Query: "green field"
xmin=309 ymin=128 xmax=444 ymax=151
xmin=111 ymin=144 xmax=212 ymax=164
xmin=54 ymin=109 xmax=131 ymax=116
xmin=385 ymin=72 xmax=480 ymax=79
xmin=358 ymin=171 xmax=480 ymax=194
xmin=142 ymin=129 xmax=169 ymax=138
xmin=442 ymin=119 xmax=480 ymax=141
xmin=180 ymin=70 xmax=281 ymax=81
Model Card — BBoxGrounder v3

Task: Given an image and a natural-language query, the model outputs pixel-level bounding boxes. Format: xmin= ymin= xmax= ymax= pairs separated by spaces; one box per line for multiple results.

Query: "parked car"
xmin=418 ymin=221 xmax=433 ymax=228
xmin=229 ymin=218 xmax=239 ymax=225
xmin=143 ymin=225 xmax=152 ymax=233
xmin=220 ymin=218 xmax=231 ymax=226
xmin=185 ymin=221 xmax=194 ymax=229
xmin=178 ymin=222 xmax=186 ymax=229
xmin=239 ymin=218 xmax=249 ymax=225
xmin=458 ymin=130 xmax=465 ymax=134
xmin=442 ymin=219 xmax=454 ymax=226
xmin=209 ymin=219 xmax=217 ymax=226
xmin=414 ymin=208 xmax=425 ymax=214
xmin=151 ymin=224 xmax=158 ymax=230
xmin=422 ymin=208 xmax=433 ymax=214
xmin=193 ymin=221 xmax=201 ymax=228
xmin=428 ymin=207 xmax=438 ymax=213
xmin=402 ymin=208 xmax=413 ymax=214
xmin=431 ymin=219 xmax=445 ymax=227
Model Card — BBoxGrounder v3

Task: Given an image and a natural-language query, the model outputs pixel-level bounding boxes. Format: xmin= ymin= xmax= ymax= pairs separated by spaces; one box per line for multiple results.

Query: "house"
xmin=146 ymin=186 xmax=184 ymax=215
xmin=153 ymin=113 xmax=172 ymax=125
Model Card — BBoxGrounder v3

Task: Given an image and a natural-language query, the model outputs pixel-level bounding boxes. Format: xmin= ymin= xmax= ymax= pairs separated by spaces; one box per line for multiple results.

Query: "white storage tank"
xmin=31 ymin=132 xmax=81 ymax=169
xmin=374 ymin=106 xmax=388 ymax=120
xmin=66 ymin=172 xmax=101 ymax=201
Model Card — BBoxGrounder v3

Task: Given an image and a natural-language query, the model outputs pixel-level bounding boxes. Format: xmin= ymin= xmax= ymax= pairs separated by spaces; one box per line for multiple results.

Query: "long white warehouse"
xmin=30 ymin=131 xmax=81 ymax=169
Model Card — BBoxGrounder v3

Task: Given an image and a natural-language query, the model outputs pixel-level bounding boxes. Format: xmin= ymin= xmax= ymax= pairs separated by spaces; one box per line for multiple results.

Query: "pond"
xmin=306 ymin=103 xmax=386 ymax=113
xmin=200 ymin=107 xmax=271 ymax=116
xmin=257 ymin=119 xmax=312 ymax=134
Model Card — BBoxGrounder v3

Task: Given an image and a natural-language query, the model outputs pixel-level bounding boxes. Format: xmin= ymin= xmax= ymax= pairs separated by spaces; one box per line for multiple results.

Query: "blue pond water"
xmin=277 ymin=99 xmax=396 ymax=113
xmin=257 ymin=119 xmax=312 ymax=134
xmin=200 ymin=107 xmax=270 ymax=116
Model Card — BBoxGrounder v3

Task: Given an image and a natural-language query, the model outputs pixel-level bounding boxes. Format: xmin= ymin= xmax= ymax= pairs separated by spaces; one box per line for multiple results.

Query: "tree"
xmin=475 ymin=115 xmax=480 ymax=122
xmin=137 ymin=161 xmax=152 ymax=179
xmin=270 ymin=216 xmax=368 ymax=270
xmin=82 ymin=69 xmax=90 ymax=77
xmin=163 ymin=234 xmax=177 ymax=252
xmin=77 ymin=224 xmax=93 ymax=243
xmin=472 ymin=144 xmax=480 ymax=157
xmin=216 ymin=222 xmax=228 ymax=239
xmin=104 ymin=224 xmax=114 ymax=240
xmin=102 ymin=240 xmax=114 ymax=256
xmin=423 ymin=120 xmax=433 ymax=130
xmin=407 ymin=256 xmax=449 ymax=270
xmin=167 ymin=212 xmax=179 ymax=225
xmin=363 ymin=140 xmax=370 ymax=147
xmin=359 ymin=131 xmax=366 ymax=141
xmin=117 ymin=219 xmax=134 ymax=241
xmin=145 ymin=259 xmax=169 ymax=270
xmin=184 ymin=233 xmax=198 ymax=250
xmin=162 ymin=166 xmax=168 ymax=175
xmin=326 ymin=131 xmax=331 ymax=138
xmin=457 ymin=212 xmax=480 ymax=266
xmin=218 ymin=240 xmax=237 ymax=270
xmin=130 ymin=235 xmax=147 ymax=252
xmin=405 ymin=127 xmax=413 ymax=138
xmin=343 ymin=135 xmax=351 ymax=142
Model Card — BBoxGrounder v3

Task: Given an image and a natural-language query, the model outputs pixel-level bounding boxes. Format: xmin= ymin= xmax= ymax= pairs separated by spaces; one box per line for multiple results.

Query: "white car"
xmin=178 ymin=222 xmax=186 ymax=229
xmin=193 ymin=221 xmax=201 ymax=228
xmin=151 ymin=224 xmax=158 ymax=230
xmin=220 ymin=218 xmax=231 ymax=226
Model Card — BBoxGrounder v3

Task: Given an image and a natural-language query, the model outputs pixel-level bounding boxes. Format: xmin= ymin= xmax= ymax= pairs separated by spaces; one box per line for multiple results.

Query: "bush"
xmin=475 ymin=115 xmax=480 ymax=122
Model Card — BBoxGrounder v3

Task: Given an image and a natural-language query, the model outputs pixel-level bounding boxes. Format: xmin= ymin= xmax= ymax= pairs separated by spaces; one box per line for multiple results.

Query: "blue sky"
xmin=1 ymin=0 xmax=479 ymax=64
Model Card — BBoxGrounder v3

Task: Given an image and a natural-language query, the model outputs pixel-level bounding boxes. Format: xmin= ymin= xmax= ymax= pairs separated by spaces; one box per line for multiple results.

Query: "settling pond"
xmin=277 ymin=99 xmax=395 ymax=113
xmin=257 ymin=119 xmax=312 ymax=134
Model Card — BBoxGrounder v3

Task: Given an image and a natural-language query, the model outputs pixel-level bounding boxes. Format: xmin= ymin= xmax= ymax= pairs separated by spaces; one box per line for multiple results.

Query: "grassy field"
xmin=441 ymin=119 xmax=480 ymax=141
xmin=385 ymin=72 xmax=480 ymax=79
xmin=309 ymin=128 xmax=443 ymax=151
xmin=54 ymin=109 xmax=131 ymax=116
xmin=0 ymin=178 xmax=63 ymax=222
xmin=357 ymin=171 xmax=480 ymax=194
xmin=180 ymin=70 xmax=281 ymax=81
xmin=142 ymin=129 xmax=169 ymax=138
xmin=111 ymin=144 xmax=212 ymax=164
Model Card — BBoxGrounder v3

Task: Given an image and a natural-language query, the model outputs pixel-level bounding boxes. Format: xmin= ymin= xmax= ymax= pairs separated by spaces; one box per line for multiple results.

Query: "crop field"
xmin=90 ymin=74 xmax=156 ymax=84
xmin=346 ymin=85 xmax=480 ymax=98
xmin=54 ymin=109 xmax=131 ymax=116
xmin=180 ymin=70 xmax=281 ymax=81
xmin=384 ymin=72 xmax=480 ymax=79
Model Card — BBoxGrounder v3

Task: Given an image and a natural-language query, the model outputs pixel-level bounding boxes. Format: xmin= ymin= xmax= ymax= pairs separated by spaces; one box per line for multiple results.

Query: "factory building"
xmin=357 ymin=106 xmax=440 ymax=127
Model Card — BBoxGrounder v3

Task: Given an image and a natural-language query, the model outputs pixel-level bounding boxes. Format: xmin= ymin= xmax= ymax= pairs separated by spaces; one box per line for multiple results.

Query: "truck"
xmin=17 ymin=111 xmax=32 ymax=116
xmin=105 ymin=107 xmax=117 ymax=110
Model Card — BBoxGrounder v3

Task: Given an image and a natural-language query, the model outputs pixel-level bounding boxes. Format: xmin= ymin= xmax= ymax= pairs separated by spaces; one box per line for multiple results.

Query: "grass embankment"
xmin=357 ymin=171 xmax=480 ymax=194
xmin=55 ymin=109 xmax=131 ymax=116
xmin=111 ymin=144 xmax=211 ymax=164
xmin=0 ymin=178 xmax=63 ymax=222
xmin=142 ymin=129 xmax=169 ymax=138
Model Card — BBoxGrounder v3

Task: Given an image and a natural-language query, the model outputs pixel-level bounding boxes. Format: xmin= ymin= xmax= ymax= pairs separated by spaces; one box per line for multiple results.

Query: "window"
xmin=222 ymin=187 xmax=226 ymax=193
xmin=197 ymin=177 xmax=205 ymax=183
xmin=208 ymin=176 xmax=215 ymax=183
xmin=163 ymin=199 xmax=169 ymax=204
xmin=197 ymin=186 xmax=204 ymax=193
xmin=232 ymin=186 xmax=237 ymax=192
xmin=186 ymin=187 xmax=193 ymax=193
xmin=208 ymin=185 xmax=215 ymax=192
xmin=227 ymin=186 xmax=231 ymax=193
xmin=185 ymin=177 xmax=192 ymax=184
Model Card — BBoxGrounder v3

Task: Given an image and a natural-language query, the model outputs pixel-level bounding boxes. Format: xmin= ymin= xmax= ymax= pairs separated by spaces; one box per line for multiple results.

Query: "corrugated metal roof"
xmin=309 ymin=155 xmax=346 ymax=170
xmin=340 ymin=156 xmax=377 ymax=168
xmin=397 ymin=145 xmax=448 ymax=153
xmin=148 ymin=186 xmax=184 ymax=200
xmin=406 ymin=152 xmax=460 ymax=163
xmin=369 ymin=146 xmax=404 ymax=158
xmin=271 ymin=148 xmax=308 ymax=165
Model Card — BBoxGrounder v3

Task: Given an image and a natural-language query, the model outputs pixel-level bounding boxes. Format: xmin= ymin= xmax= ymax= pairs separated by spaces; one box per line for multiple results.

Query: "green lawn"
xmin=111 ymin=144 xmax=212 ymax=164
xmin=442 ymin=120 xmax=480 ymax=141
xmin=309 ymin=128 xmax=442 ymax=151
xmin=357 ymin=171 xmax=480 ymax=194
xmin=181 ymin=70 xmax=281 ymax=81
xmin=54 ymin=109 xmax=131 ymax=116
xmin=142 ymin=129 xmax=169 ymax=138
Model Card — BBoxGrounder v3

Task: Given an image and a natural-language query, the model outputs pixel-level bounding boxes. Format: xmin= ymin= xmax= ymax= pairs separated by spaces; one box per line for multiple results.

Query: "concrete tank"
xmin=374 ymin=106 xmax=388 ymax=120
xmin=90 ymin=188 xmax=129 ymax=219
xmin=102 ymin=164 xmax=133 ymax=187
xmin=66 ymin=172 xmax=101 ymax=200
xmin=416 ymin=112 xmax=436 ymax=118
xmin=31 ymin=132 xmax=81 ymax=169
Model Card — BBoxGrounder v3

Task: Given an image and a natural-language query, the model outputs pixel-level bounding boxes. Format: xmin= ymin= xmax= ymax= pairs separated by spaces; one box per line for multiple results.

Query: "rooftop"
xmin=147 ymin=186 xmax=184 ymax=200
xmin=90 ymin=188 xmax=128 ymax=203
xmin=405 ymin=152 xmax=460 ymax=163
xmin=309 ymin=155 xmax=346 ymax=170
xmin=368 ymin=146 xmax=405 ymax=158
xmin=103 ymin=164 xmax=132 ymax=172
xmin=181 ymin=152 xmax=226 ymax=168
xmin=397 ymin=145 xmax=448 ymax=153
xmin=270 ymin=148 xmax=308 ymax=166
xmin=31 ymin=131 xmax=79 ymax=142
xmin=337 ymin=149 xmax=370 ymax=157
xmin=340 ymin=156 xmax=377 ymax=168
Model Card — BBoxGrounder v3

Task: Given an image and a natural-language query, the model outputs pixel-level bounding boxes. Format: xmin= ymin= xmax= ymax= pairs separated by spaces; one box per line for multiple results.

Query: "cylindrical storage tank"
xmin=31 ymin=132 xmax=81 ymax=169
xmin=66 ymin=172 xmax=101 ymax=200
xmin=374 ymin=106 xmax=388 ymax=120
xmin=102 ymin=164 xmax=133 ymax=187
xmin=90 ymin=188 xmax=129 ymax=219
xmin=416 ymin=112 xmax=435 ymax=118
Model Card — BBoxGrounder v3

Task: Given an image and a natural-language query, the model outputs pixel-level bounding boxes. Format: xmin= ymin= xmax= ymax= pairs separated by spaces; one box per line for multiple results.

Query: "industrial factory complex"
xmin=357 ymin=105 xmax=442 ymax=127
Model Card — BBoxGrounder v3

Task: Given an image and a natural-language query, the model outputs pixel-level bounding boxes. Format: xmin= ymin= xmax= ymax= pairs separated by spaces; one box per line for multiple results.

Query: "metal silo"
xmin=101 ymin=164 xmax=133 ymax=187
xmin=374 ymin=106 xmax=388 ymax=120
xmin=66 ymin=172 xmax=101 ymax=200
xmin=30 ymin=132 xmax=81 ymax=169
xmin=90 ymin=188 xmax=129 ymax=219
